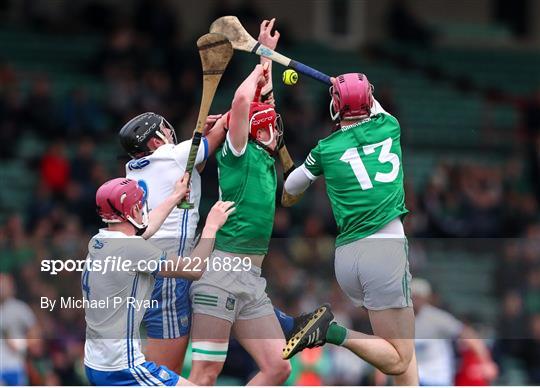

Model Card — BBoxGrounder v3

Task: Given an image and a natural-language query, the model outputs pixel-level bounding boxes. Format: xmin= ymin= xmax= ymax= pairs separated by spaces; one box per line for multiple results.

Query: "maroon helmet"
xmin=330 ymin=73 xmax=374 ymax=121
xmin=225 ymin=103 xmax=283 ymax=153
xmin=96 ymin=178 xmax=148 ymax=230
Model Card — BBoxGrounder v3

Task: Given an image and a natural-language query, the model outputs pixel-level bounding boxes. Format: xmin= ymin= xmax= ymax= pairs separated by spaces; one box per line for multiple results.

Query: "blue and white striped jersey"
xmin=82 ymin=229 xmax=165 ymax=371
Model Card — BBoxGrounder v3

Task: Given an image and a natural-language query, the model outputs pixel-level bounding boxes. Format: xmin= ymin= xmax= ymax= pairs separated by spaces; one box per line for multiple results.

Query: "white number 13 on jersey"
xmin=340 ymin=138 xmax=400 ymax=190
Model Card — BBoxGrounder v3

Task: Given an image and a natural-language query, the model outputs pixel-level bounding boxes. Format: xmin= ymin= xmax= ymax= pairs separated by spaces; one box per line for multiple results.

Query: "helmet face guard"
xmin=155 ymin=117 xmax=178 ymax=147
xmin=249 ymin=103 xmax=283 ymax=155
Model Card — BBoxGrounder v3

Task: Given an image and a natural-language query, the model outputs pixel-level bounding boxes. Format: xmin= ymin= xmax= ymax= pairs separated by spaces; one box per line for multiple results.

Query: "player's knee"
xmin=190 ymin=361 xmax=223 ymax=385
xmin=260 ymin=358 xmax=291 ymax=384
xmin=381 ymin=358 xmax=410 ymax=376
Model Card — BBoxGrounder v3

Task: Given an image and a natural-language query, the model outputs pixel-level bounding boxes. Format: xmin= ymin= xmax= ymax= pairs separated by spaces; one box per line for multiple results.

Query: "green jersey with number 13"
xmin=303 ymin=107 xmax=407 ymax=247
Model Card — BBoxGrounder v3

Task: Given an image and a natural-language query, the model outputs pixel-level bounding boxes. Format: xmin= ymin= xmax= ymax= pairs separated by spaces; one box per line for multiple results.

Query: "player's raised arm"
xmin=203 ymin=113 xmax=228 ymax=155
xmin=228 ymin=63 xmax=267 ymax=154
xmin=157 ymin=201 xmax=235 ymax=280
xmin=141 ymin=173 xmax=190 ymax=239
xmin=257 ymin=18 xmax=280 ymax=106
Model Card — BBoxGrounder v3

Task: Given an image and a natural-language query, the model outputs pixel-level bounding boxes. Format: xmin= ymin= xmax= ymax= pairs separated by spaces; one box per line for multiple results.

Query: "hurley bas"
xmin=40 ymin=296 xmax=157 ymax=312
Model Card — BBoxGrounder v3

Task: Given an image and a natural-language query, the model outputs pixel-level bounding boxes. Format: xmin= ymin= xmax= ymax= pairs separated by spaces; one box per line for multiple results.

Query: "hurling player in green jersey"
xmin=188 ymin=20 xmax=330 ymax=386
xmin=281 ymin=73 xmax=418 ymax=385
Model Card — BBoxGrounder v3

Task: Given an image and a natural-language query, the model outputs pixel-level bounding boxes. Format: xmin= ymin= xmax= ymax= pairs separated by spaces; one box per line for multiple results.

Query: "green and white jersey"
xmin=303 ymin=104 xmax=408 ymax=247
xmin=215 ymin=134 xmax=277 ymax=255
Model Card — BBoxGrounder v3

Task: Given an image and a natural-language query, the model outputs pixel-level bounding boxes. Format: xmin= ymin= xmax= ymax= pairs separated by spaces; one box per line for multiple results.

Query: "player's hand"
xmin=481 ymin=360 xmax=499 ymax=382
xmin=258 ymin=18 xmax=280 ymax=50
xmin=205 ymin=201 xmax=236 ymax=231
xmin=173 ymin=173 xmax=190 ymax=201
xmin=203 ymin=114 xmax=223 ymax=135
xmin=256 ymin=62 xmax=270 ymax=89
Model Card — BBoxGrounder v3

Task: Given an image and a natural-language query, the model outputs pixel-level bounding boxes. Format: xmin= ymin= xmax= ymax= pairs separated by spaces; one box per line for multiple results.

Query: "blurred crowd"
xmin=2 ymin=0 xmax=540 ymax=385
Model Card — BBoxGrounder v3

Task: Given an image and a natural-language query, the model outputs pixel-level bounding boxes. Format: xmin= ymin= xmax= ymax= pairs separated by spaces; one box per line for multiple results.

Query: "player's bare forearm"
xmin=158 ymin=201 xmax=234 ymax=280
xmin=258 ymin=18 xmax=279 ymax=105
xmin=142 ymin=173 xmax=189 ymax=239
xmin=157 ymin=226 xmax=217 ymax=280
xmin=260 ymin=57 xmax=273 ymax=104
xmin=142 ymin=194 xmax=182 ymax=240
xmin=204 ymin=114 xmax=228 ymax=155
xmin=229 ymin=65 xmax=265 ymax=151
xmin=281 ymin=189 xmax=304 ymax=207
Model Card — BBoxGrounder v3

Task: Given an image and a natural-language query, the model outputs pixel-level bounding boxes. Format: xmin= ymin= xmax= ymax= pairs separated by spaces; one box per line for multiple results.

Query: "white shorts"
xmin=335 ymin=237 xmax=412 ymax=310
xmin=190 ymin=250 xmax=274 ymax=322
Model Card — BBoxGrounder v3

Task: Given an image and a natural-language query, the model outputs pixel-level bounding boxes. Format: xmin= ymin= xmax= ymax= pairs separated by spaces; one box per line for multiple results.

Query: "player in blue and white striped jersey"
xmin=83 ymin=175 xmax=234 ymax=386
xmin=120 ymin=112 xmax=227 ymax=372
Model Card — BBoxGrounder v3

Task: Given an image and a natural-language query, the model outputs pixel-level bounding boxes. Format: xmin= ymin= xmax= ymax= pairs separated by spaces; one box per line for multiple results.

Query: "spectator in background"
xmin=70 ymin=138 xmax=95 ymax=185
xmin=495 ymin=241 xmax=527 ymax=295
xmin=522 ymin=88 xmax=540 ymax=203
xmin=460 ymin=165 xmax=504 ymax=237
xmin=24 ymin=75 xmax=57 ymax=136
xmin=524 ymin=267 xmax=540 ymax=314
xmin=97 ymin=27 xmax=140 ymax=79
xmin=494 ymin=291 xmax=527 ymax=370
xmin=0 ymin=87 xmax=24 ymax=159
xmin=61 ymin=88 xmax=105 ymax=138
xmin=523 ymin=314 xmax=540 ymax=383
xmin=411 ymin=278 xmax=498 ymax=386
xmin=0 ymin=273 xmax=40 ymax=386
xmin=0 ymin=215 xmax=34 ymax=272
xmin=39 ymin=141 xmax=70 ymax=195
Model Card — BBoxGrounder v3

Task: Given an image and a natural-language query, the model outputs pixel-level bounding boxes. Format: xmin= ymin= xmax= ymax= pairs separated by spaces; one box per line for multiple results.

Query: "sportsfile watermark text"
xmin=41 ymin=256 xmax=252 ymax=275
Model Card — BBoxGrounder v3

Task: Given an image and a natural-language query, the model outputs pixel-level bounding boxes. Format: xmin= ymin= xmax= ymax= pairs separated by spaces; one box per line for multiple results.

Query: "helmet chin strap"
xmin=126 ymin=203 xmax=149 ymax=235
xmin=329 ymin=98 xmax=340 ymax=122
xmin=254 ymin=125 xmax=281 ymax=157
xmin=155 ymin=130 xmax=170 ymax=145
xmin=329 ymin=95 xmax=370 ymax=123
xmin=259 ymin=124 xmax=275 ymax=146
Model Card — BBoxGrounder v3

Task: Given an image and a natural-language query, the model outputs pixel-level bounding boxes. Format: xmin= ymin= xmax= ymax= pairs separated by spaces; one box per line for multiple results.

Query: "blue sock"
xmin=274 ymin=307 xmax=294 ymax=336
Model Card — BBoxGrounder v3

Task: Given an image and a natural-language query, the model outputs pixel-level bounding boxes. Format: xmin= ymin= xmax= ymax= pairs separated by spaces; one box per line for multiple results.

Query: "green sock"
xmin=326 ymin=323 xmax=347 ymax=346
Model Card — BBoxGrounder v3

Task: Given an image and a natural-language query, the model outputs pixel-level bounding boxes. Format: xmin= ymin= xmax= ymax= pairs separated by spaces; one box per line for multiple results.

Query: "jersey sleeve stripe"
xmin=202 ymin=137 xmax=209 ymax=161
xmin=300 ymin=163 xmax=318 ymax=180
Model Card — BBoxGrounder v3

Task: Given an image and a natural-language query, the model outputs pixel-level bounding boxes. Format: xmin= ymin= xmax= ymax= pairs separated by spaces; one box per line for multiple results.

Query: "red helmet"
xmin=249 ymin=102 xmax=283 ymax=147
xmin=96 ymin=178 xmax=148 ymax=230
xmin=330 ymin=73 xmax=374 ymax=121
